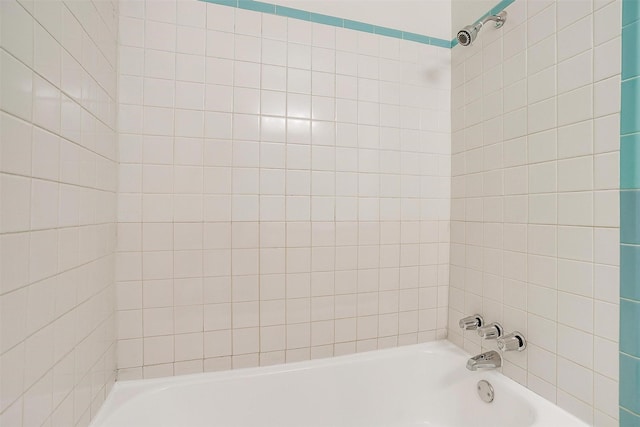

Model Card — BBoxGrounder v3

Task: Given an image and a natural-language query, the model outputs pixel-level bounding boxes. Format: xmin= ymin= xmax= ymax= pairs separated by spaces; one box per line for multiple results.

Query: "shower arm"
xmin=480 ymin=11 xmax=507 ymax=29
xmin=456 ymin=10 xmax=507 ymax=46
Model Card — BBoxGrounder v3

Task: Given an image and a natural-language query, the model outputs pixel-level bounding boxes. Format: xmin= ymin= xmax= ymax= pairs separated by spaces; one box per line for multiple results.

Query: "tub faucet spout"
xmin=466 ymin=350 xmax=502 ymax=371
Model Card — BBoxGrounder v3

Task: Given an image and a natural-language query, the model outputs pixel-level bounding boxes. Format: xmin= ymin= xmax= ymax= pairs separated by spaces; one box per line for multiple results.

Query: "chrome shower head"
xmin=457 ymin=24 xmax=481 ymax=46
xmin=456 ymin=11 xmax=507 ymax=47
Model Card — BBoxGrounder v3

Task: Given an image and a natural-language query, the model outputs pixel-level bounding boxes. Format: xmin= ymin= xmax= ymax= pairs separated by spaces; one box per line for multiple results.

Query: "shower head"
xmin=456 ymin=24 xmax=481 ymax=46
xmin=456 ymin=11 xmax=507 ymax=46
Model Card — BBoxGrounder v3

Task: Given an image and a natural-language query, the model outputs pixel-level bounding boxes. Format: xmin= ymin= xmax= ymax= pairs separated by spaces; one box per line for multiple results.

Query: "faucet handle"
xmin=459 ymin=314 xmax=484 ymax=330
xmin=497 ymin=331 xmax=526 ymax=352
xmin=477 ymin=322 xmax=503 ymax=339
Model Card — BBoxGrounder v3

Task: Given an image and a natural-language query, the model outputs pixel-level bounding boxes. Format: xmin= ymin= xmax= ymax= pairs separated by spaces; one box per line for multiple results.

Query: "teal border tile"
xmin=623 ymin=0 xmax=640 ymax=27
xmin=199 ymin=0 xmax=511 ymax=48
xmin=620 ymin=408 xmax=640 ymax=427
xmin=343 ymin=19 xmax=374 ymax=33
xmin=403 ymin=32 xmax=431 ymax=44
xmin=622 ymin=20 xmax=640 ymax=80
xmin=374 ymin=26 xmax=403 ymax=39
xmin=275 ymin=5 xmax=309 ymax=20
xmin=430 ymin=37 xmax=453 ymax=48
xmin=621 ymin=353 xmax=640 ymax=415
xmin=309 ymin=12 xmax=342 ymax=27
xmin=621 ymin=245 xmax=640 ymax=301
xmin=238 ymin=0 xmax=275 ymax=13
xmin=622 ymin=77 xmax=640 ymax=135
xmin=622 ymin=0 xmax=640 ymax=417
xmin=622 ymin=134 xmax=640 ymax=189
xmin=621 ymin=190 xmax=640 ymax=244
xmin=621 ymin=299 xmax=640 ymax=358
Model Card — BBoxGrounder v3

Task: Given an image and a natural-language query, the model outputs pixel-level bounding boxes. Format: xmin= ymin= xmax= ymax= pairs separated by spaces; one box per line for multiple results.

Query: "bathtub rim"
xmin=92 ymin=339 xmax=589 ymax=427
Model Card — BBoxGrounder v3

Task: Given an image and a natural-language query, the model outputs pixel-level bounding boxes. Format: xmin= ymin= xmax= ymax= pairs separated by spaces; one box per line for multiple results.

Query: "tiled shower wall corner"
xmin=619 ymin=0 xmax=640 ymax=424
xmin=448 ymin=0 xmax=621 ymax=425
xmin=115 ymin=0 xmax=452 ymax=379
xmin=0 ymin=1 xmax=119 ymax=426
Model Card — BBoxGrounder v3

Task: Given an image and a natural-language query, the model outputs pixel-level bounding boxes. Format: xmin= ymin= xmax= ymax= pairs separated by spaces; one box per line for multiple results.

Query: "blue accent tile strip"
xmin=402 ymin=32 xmax=432 ymax=45
xmin=622 ymin=77 xmax=640 ymax=135
xmin=309 ymin=12 xmax=342 ymax=27
xmin=621 ymin=134 xmax=640 ymax=189
xmin=208 ymin=0 xmax=236 ymax=6
xmin=621 ymin=299 xmax=640 ymax=358
xmin=622 ymin=20 xmax=640 ymax=80
xmin=621 ymin=245 xmax=640 ymax=300
xmin=621 ymin=190 xmax=640 ymax=244
xmin=431 ymin=37 xmax=453 ymax=49
xmin=275 ymin=5 xmax=309 ymax=20
xmin=373 ymin=26 xmax=403 ymax=39
xmin=238 ymin=0 xmax=274 ymax=13
xmin=621 ymin=0 xmax=640 ymax=419
xmin=343 ymin=19 xmax=374 ymax=33
xmin=200 ymin=0 xmax=452 ymax=48
xmin=623 ymin=0 xmax=640 ymax=27
xmin=620 ymin=353 xmax=640 ymax=416
xmin=620 ymin=408 xmax=640 ymax=427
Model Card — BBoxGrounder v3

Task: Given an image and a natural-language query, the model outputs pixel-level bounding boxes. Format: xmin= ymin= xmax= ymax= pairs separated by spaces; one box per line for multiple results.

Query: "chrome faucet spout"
xmin=466 ymin=350 xmax=502 ymax=371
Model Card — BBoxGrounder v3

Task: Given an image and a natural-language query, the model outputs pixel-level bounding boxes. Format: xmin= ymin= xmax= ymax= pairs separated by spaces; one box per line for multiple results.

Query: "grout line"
xmin=171 ymin=0 xmax=178 ymax=377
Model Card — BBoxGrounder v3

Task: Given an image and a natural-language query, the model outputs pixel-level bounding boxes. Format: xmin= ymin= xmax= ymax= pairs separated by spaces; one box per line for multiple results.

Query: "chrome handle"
xmin=477 ymin=322 xmax=503 ymax=339
xmin=497 ymin=331 xmax=526 ymax=352
xmin=459 ymin=314 xmax=484 ymax=330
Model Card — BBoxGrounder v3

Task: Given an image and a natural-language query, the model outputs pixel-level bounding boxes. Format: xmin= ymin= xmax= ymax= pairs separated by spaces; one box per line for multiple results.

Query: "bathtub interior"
xmin=91 ymin=342 xmax=585 ymax=427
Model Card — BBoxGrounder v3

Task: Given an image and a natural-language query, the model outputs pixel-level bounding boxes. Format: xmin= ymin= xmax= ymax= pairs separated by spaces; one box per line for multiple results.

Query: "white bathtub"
xmin=91 ymin=341 xmax=586 ymax=427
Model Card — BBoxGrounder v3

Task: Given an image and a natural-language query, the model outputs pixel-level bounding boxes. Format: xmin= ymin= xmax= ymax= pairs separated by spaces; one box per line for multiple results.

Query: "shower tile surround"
xmin=0 ymin=0 xmax=631 ymax=425
xmin=448 ymin=0 xmax=622 ymax=424
xmin=619 ymin=0 xmax=640 ymax=423
xmin=0 ymin=0 xmax=119 ymax=426
xmin=115 ymin=0 xmax=452 ymax=379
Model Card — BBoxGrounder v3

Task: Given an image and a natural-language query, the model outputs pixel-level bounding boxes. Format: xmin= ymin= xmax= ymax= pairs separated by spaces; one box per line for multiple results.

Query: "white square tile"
xmin=1 ymin=0 xmax=34 ymax=66
xmin=177 ymin=0 xmax=206 ymax=28
xmin=558 ymin=16 xmax=593 ymax=61
xmin=594 ymin=0 xmax=621 ymax=45
xmin=594 ymin=76 xmax=621 ymax=118
xmin=32 ymin=76 xmax=60 ymax=134
xmin=557 ymin=0 xmax=592 ymax=29
xmin=558 ymin=51 xmax=592 ymax=95
xmin=557 ymin=156 xmax=593 ymax=191
xmin=145 ymin=20 xmax=177 ymax=52
xmin=527 ymin=36 xmax=556 ymax=76
xmin=176 ymin=53 xmax=206 ymax=83
xmin=594 ymin=37 xmax=621 ymax=80
xmin=207 ymin=3 xmax=234 ymax=32
xmin=235 ymin=35 xmax=261 ymax=62
xmin=557 ymin=357 xmax=593 ymax=404
xmin=34 ymin=23 xmax=61 ymax=86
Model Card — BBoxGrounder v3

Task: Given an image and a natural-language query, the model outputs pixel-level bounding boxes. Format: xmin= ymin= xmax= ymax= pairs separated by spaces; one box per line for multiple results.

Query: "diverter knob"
xmin=477 ymin=322 xmax=503 ymax=339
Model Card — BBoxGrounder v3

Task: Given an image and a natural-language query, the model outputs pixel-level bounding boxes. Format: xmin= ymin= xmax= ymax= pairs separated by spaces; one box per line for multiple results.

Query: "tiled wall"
xmin=619 ymin=0 xmax=640 ymax=424
xmin=0 ymin=0 xmax=119 ymax=426
xmin=115 ymin=0 xmax=451 ymax=379
xmin=447 ymin=0 xmax=621 ymax=424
